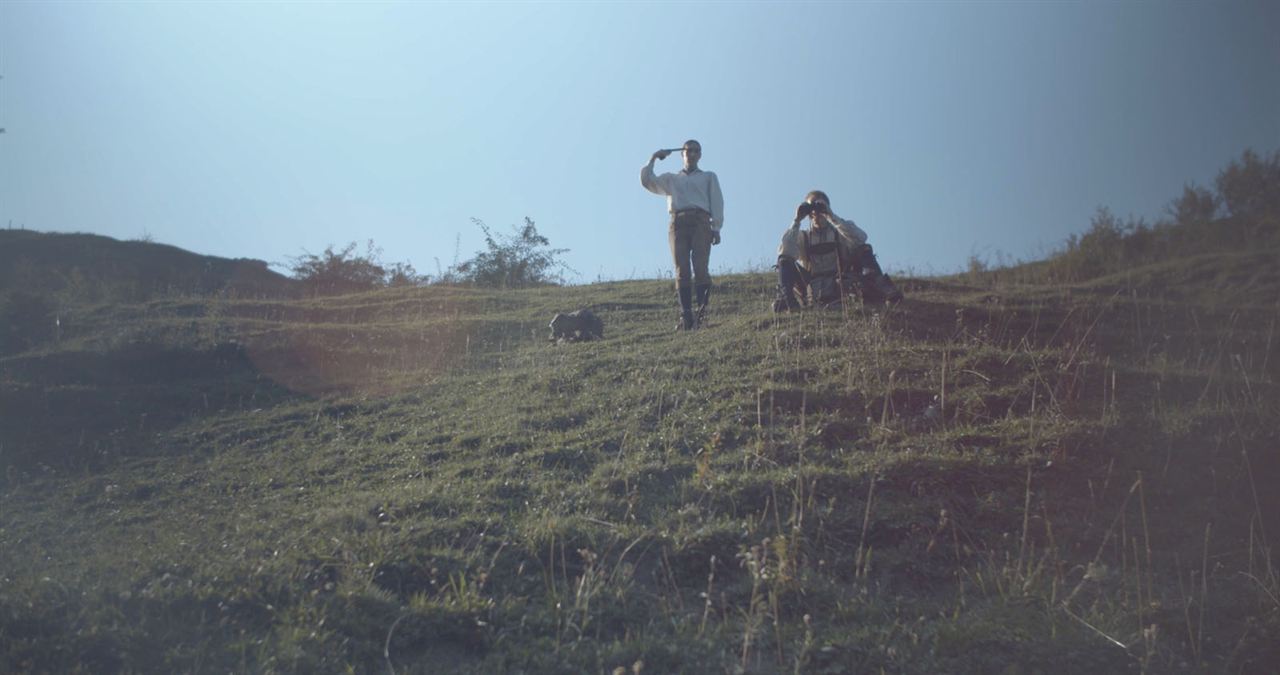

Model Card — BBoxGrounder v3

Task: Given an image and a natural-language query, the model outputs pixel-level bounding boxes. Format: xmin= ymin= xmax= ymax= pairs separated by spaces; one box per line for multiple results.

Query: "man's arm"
xmin=829 ymin=213 xmax=868 ymax=248
xmin=778 ymin=223 xmax=804 ymax=261
xmin=777 ymin=202 xmax=812 ymax=261
xmin=708 ymin=172 xmax=724 ymax=232
xmin=640 ymin=150 xmax=672 ymax=195
xmin=706 ymin=172 xmax=725 ymax=244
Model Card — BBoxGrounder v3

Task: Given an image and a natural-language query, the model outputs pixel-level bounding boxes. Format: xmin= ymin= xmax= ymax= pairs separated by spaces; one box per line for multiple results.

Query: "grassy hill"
xmin=1 ymin=245 xmax=1277 ymax=671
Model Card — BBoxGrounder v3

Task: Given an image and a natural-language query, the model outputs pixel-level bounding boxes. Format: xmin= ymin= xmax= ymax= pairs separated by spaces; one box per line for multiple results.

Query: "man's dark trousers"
xmin=669 ymin=209 xmax=713 ymax=328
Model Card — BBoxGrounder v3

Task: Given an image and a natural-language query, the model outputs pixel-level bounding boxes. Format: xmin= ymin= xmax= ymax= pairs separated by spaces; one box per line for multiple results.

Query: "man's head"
xmin=804 ymin=190 xmax=830 ymax=209
xmin=804 ymin=190 xmax=831 ymax=224
xmin=682 ymin=140 xmax=702 ymax=171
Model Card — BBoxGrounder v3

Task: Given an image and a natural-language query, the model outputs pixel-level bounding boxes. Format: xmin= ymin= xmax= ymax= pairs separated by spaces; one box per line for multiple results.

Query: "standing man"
xmin=641 ymin=139 xmax=724 ymax=330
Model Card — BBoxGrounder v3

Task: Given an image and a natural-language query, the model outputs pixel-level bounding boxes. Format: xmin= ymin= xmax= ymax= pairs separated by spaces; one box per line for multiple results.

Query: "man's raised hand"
xmin=653 ymin=149 xmax=672 ymax=161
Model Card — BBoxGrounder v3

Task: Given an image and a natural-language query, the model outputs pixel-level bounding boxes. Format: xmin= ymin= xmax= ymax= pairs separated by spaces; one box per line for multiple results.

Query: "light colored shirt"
xmin=829 ymin=214 xmax=868 ymax=247
xmin=641 ymin=164 xmax=725 ymax=231
xmin=777 ymin=212 xmax=868 ymax=268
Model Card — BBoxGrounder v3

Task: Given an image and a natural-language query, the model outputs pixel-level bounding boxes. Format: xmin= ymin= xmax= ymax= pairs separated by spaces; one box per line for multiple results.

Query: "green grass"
xmin=2 ymin=257 xmax=1278 ymax=673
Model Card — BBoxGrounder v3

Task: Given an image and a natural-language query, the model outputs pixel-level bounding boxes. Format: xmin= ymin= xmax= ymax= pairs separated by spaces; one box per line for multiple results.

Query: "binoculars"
xmin=798 ymin=202 xmax=829 ymax=217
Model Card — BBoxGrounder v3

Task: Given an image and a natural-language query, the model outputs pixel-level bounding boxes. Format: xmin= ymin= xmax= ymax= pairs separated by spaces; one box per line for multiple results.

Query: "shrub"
xmin=1216 ymin=148 xmax=1280 ymax=222
xmin=451 ymin=218 xmax=572 ymax=288
xmin=1050 ymin=207 xmax=1139 ymax=281
xmin=288 ymin=241 xmax=424 ymax=296
xmin=385 ymin=262 xmax=423 ymax=288
xmin=1168 ymin=183 xmax=1220 ymax=227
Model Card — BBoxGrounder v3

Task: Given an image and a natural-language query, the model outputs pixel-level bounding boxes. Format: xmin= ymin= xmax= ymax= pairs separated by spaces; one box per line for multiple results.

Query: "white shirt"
xmin=641 ymin=164 xmax=725 ymax=232
xmin=828 ymin=214 xmax=868 ymax=247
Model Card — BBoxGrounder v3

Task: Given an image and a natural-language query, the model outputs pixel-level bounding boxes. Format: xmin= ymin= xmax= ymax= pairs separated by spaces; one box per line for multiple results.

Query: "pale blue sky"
xmin=2 ymin=1 xmax=1278 ymax=282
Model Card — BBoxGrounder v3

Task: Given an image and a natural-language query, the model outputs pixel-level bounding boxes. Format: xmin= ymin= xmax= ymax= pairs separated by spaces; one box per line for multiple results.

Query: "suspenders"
xmin=803 ymin=228 xmax=846 ymax=281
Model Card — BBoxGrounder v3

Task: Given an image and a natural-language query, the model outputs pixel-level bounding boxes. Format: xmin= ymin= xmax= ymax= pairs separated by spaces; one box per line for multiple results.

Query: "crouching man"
xmin=774 ymin=190 xmax=902 ymax=312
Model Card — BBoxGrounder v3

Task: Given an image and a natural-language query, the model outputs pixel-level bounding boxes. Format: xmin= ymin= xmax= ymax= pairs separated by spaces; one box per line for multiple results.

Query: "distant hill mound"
xmin=0 ymin=229 xmax=297 ymax=301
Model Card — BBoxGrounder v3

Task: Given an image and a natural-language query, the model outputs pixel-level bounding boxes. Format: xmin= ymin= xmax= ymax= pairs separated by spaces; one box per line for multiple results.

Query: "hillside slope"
xmin=1 ymin=253 xmax=1277 ymax=672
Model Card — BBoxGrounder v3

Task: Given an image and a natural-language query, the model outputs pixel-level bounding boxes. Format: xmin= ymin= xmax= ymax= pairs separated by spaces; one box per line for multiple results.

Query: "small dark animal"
xmin=549 ymin=309 xmax=604 ymax=343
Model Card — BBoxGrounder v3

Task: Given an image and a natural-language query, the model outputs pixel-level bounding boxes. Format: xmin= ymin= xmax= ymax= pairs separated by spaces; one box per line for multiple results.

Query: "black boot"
xmin=774 ymin=286 xmax=800 ymax=313
xmin=694 ymin=283 xmax=711 ymax=323
xmin=677 ymin=284 xmax=696 ymax=330
xmin=774 ymin=257 xmax=804 ymax=312
xmin=851 ymin=245 xmax=902 ymax=303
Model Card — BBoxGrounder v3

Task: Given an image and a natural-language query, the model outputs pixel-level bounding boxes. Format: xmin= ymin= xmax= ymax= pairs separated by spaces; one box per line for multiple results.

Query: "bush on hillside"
xmin=1049 ymin=207 xmax=1149 ymax=281
xmin=1168 ymin=183 xmax=1220 ymax=227
xmin=286 ymin=218 xmax=570 ymax=294
xmin=451 ymin=218 xmax=572 ymax=288
xmin=384 ymin=262 xmax=423 ymax=288
xmin=1216 ymin=148 xmax=1280 ymax=223
xmin=288 ymin=241 xmax=425 ymax=296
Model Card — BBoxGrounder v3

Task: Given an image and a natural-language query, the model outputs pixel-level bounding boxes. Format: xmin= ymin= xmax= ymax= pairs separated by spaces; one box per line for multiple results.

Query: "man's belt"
xmin=673 ymin=207 xmax=710 ymax=218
